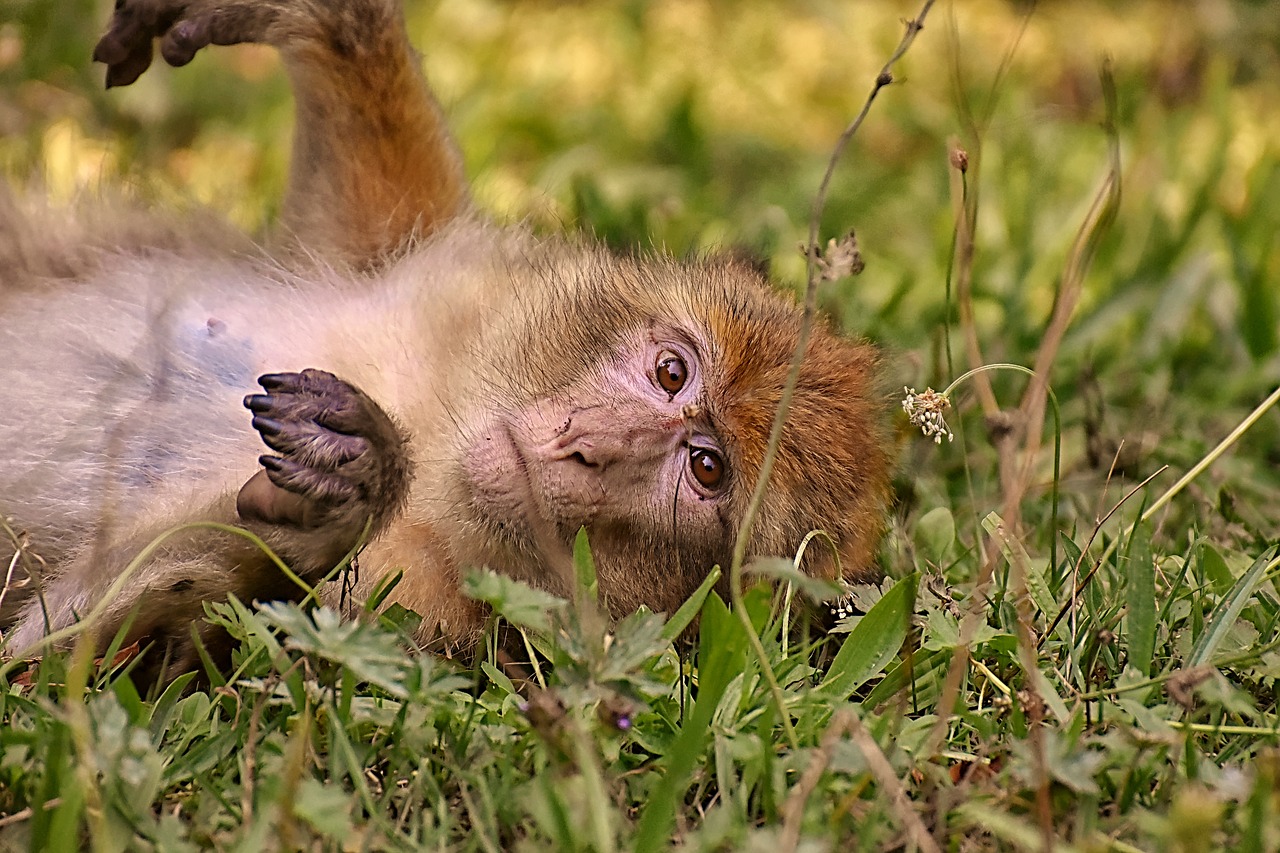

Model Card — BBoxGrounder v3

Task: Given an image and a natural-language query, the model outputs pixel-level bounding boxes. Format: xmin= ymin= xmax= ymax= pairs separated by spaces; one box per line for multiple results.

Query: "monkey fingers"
xmin=237 ymin=369 xmax=411 ymax=534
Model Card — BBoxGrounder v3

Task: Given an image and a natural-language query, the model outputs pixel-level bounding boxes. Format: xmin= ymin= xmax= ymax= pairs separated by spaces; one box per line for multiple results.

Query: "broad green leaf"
xmin=481 ymin=661 xmax=517 ymax=697
xmin=921 ymin=608 xmax=1001 ymax=652
xmin=921 ymin=608 xmax=961 ymax=650
xmin=259 ymin=603 xmax=410 ymax=698
xmin=600 ymin=609 xmax=670 ymax=681
xmin=292 ymin=778 xmax=353 ymax=841
xmin=819 ymin=573 xmax=918 ymax=701
xmin=147 ymin=672 xmax=198 ymax=743
xmin=463 ymin=567 xmax=566 ymax=634
xmin=1199 ymin=544 xmax=1235 ymax=595
xmin=916 ymin=506 xmax=956 ymax=565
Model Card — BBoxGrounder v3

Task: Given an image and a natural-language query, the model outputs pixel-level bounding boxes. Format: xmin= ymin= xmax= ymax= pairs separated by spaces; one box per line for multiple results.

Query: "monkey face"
xmin=0 ymin=1 xmax=896 ymax=667
xmin=460 ymin=326 xmax=733 ymax=611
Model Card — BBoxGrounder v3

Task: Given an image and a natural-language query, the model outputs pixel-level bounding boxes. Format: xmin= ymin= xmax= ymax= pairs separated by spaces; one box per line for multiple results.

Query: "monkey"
xmin=0 ymin=0 xmax=891 ymax=678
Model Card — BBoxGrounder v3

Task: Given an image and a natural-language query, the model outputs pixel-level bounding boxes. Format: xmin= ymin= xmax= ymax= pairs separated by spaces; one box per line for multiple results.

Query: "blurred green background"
xmin=3 ymin=0 xmax=1280 ymax=550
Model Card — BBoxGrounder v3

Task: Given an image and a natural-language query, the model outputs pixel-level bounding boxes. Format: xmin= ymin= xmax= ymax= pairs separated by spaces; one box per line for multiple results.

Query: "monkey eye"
xmin=689 ymin=447 xmax=725 ymax=490
xmin=655 ymin=352 xmax=688 ymax=394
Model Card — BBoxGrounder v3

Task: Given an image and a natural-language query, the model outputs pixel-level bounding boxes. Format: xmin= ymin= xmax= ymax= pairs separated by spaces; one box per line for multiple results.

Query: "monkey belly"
xmin=0 ymin=263 xmax=296 ymax=552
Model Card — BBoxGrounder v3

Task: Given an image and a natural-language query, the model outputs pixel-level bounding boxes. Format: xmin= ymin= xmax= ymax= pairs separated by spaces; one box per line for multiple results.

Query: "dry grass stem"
xmin=779 ymin=710 xmax=855 ymax=853
xmin=1016 ymin=62 xmax=1121 ymax=506
xmin=848 ymin=713 xmax=942 ymax=853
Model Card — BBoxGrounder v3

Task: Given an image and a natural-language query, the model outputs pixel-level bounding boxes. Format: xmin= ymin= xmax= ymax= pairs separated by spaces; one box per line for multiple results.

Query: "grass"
xmin=4 ymin=0 xmax=1280 ymax=849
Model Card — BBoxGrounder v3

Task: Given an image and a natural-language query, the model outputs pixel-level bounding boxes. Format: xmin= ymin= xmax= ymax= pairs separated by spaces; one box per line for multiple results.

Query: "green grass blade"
xmin=634 ymin=592 xmax=745 ymax=853
xmin=1126 ymin=526 xmax=1156 ymax=677
xmin=573 ymin=526 xmax=599 ymax=605
xmin=661 ymin=565 xmax=722 ymax=642
xmin=983 ymin=512 xmax=1057 ymax=630
xmin=1188 ymin=544 xmax=1280 ymax=668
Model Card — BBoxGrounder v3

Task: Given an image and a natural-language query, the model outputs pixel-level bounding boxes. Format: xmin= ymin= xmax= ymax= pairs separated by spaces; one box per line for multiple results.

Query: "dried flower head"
xmin=950 ymin=147 xmax=969 ymax=174
xmin=902 ymin=386 xmax=954 ymax=444
xmin=830 ymin=588 xmax=858 ymax=622
xmin=801 ymin=230 xmax=865 ymax=282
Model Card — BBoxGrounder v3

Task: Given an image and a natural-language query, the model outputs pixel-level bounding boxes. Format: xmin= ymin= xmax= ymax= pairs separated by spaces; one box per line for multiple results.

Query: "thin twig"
xmin=733 ymin=1 xmax=936 ymax=571
xmin=0 ymin=517 xmax=46 ymax=632
xmin=1002 ymin=521 xmax=1055 ymax=853
xmin=240 ymin=659 xmax=295 ymax=825
xmin=951 ymin=159 xmax=998 ymax=416
xmin=1014 ymin=59 xmax=1120 ymax=518
xmin=0 ymin=547 xmax=19 ymax=622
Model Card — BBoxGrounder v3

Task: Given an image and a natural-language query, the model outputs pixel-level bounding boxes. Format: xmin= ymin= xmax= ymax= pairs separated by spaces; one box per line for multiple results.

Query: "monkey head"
xmin=453 ymin=247 xmax=891 ymax=618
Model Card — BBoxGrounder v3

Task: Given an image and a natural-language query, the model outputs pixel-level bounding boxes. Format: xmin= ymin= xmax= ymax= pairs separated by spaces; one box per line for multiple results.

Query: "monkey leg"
xmin=93 ymin=0 xmax=468 ymax=264
xmin=6 ymin=521 xmax=314 ymax=682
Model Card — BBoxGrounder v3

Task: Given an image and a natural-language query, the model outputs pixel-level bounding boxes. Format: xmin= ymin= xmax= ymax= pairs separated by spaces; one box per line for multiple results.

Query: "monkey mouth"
xmin=464 ymin=418 xmax=556 ymax=548
xmin=450 ymin=418 xmax=577 ymax=600
xmin=466 ymin=420 xmax=527 ymax=513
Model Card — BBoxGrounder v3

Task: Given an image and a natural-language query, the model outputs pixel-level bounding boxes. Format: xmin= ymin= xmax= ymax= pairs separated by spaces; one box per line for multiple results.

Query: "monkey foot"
xmin=237 ymin=369 xmax=409 ymax=532
xmin=94 ymin=0 xmax=282 ymax=88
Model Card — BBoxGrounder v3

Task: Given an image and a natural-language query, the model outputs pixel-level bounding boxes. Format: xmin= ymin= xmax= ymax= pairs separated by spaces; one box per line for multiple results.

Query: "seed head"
xmin=830 ymin=590 xmax=858 ymax=622
xmin=902 ymin=386 xmax=954 ymax=444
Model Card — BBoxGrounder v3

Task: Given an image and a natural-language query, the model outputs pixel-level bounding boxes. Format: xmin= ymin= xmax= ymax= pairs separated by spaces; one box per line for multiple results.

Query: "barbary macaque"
xmin=0 ymin=0 xmax=891 ymax=677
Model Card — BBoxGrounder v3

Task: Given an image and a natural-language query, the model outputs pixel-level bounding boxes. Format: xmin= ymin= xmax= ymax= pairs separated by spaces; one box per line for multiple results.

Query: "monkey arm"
xmin=94 ymin=0 xmax=469 ymax=265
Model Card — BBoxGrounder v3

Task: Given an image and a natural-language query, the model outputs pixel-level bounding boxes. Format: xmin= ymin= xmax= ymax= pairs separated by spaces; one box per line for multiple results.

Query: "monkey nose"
xmin=563 ymin=445 xmax=600 ymax=469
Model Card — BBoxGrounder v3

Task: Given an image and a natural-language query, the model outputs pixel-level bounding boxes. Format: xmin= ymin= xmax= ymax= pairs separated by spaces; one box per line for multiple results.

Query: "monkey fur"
xmin=0 ymin=0 xmax=891 ymax=677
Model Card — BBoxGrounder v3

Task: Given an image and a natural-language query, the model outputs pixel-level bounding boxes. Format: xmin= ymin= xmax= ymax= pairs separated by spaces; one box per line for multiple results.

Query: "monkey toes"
xmin=237 ymin=369 xmax=410 ymax=532
xmin=94 ymin=0 xmax=282 ymax=88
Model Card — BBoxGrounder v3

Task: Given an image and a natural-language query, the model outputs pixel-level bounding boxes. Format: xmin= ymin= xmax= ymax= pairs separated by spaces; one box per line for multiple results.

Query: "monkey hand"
xmin=237 ymin=370 xmax=412 ymax=581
